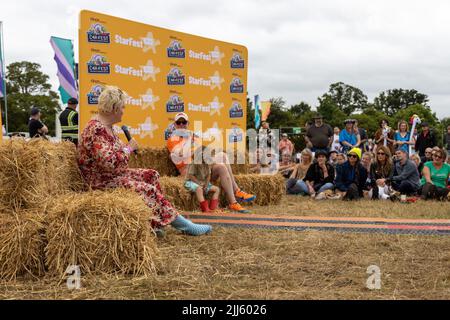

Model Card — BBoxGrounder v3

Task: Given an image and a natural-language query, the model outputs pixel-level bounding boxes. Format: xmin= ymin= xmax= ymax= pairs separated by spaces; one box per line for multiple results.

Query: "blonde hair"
xmin=301 ymin=148 xmax=313 ymax=164
xmin=98 ymin=86 xmax=127 ymax=114
xmin=410 ymin=153 xmax=421 ymax=164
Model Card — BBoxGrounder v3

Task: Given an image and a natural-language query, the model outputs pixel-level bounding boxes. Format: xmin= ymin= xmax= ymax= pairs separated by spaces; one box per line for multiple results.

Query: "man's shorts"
xmin=184 ymin=180 xmax=213 ymax=193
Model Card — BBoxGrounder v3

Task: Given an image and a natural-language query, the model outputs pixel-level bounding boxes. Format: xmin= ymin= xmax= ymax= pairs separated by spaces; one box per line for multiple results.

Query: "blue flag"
xmin=254 ymin=94 xmax=261 ymax=129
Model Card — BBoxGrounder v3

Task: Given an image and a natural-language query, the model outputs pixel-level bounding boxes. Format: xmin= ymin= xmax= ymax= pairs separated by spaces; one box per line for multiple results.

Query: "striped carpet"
xmin=183 ymin=212 xmax=450 ymax=236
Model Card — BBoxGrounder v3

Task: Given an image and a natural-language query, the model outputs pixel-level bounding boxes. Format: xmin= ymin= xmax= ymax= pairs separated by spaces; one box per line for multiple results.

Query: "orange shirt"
xmin=167 ymin=132 xmax=199 ymax=172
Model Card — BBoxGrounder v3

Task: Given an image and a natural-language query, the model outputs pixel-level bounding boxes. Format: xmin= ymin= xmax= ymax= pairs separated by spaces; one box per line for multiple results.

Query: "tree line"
xmin=247 ymin=82 xmax=450 ymax=151
xmin=0 ymin=61 xmax=448 ymax=145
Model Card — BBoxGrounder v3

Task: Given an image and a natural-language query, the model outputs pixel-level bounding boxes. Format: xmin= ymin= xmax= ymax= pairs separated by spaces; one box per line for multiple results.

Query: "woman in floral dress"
xmin=77 ymin=86 xmax=211 ymax=236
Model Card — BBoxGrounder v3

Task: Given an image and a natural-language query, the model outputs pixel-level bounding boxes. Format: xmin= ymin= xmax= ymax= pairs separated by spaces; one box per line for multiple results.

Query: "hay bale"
xmin=129 ymin=147 xmax=178 ymax=177
xmin=45 ymin=189 xmax=158 ymax=276
xmin=160 ymin=174 xmax=285 ymax=211
xmin=232 ymin=174 xmax=285 ymax=206
xmin=160 ymin=176 xmax=197 ymax=211
xmin=0 ymin=210 xmax=46 ymax=281
xmin=0 ymin=139 xmax=85 ymax=210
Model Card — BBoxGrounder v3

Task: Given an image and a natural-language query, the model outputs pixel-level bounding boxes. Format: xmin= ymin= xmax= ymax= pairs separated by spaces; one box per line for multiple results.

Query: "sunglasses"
xmin=348 ymin=154 xmax=358 ymax=159
xmin=425 ymin=152 xmax=432 ymax=154
xmin=176 ymin=120 xmax=187 ymax=125
xmin=432 ymin=154 xmax=443 ymax=159
xmin=377 ymin=152 xmax=386 ymax=155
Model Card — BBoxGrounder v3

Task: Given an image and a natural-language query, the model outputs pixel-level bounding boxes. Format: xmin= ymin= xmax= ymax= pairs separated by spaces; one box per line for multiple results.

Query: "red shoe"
xmin=209 ymin=198 xmax=219 ymax=210
xmin=200 ymin=200 xmax=211 ymax=212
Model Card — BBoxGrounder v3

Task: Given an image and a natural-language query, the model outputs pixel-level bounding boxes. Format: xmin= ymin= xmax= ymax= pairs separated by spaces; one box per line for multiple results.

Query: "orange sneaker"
xmin=228 ymin=202 xmax=250 ymax=213
xmin=235 ymin=189 xmax=256 ymax=203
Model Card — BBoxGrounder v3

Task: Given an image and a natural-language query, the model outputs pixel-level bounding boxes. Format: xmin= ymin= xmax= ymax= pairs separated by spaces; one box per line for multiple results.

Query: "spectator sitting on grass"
xmin=286 ymin=148 xmax=313 ymax=195
xmin=335 ymin=148 xmax=368 ymax=201
xmin=410 ymin=153 xmax=424 ymax=179
xmin=419 ymin=148 xmax=450 ymax=201
xmin=304 ymin=150 xmax=335 ymax=200
xmin=336 ymin=153 xmax=347 ymax=166
xmin=383 ymin=149 xmax=421 ymax=196
xmin=369 ymin=146 xmax=394 ymax=200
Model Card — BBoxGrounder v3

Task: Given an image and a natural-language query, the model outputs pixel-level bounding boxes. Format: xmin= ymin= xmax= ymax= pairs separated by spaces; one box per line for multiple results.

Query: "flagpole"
xmin=0 ymin=22 xmax=8 ymax=134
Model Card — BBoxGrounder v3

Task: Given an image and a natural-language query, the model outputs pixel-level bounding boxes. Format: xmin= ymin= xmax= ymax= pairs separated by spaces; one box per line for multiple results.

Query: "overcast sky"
xmin=2 ymin=0 xmax=449 ymax=118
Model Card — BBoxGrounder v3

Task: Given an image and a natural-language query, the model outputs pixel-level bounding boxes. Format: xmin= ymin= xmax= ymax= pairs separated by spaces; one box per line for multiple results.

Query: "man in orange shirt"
xmin=167 ymin=112 xmax=256 ymax=212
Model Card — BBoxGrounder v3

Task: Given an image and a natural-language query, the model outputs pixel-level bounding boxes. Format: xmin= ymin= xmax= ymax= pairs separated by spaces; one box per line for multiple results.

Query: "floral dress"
xmin=78 ymin=119 xmax=178 ymax=228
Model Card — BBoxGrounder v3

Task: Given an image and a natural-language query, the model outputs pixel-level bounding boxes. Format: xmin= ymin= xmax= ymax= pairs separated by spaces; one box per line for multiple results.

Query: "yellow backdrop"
xmin=79 ymin=10 xmax=248 ymax=148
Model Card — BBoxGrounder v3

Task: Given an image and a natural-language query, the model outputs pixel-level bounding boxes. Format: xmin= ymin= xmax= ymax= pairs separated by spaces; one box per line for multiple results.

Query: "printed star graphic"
xmin=209 ymin=96 xmax=224 ymax=116
xmin=140 ymin=89 xmax=160 ymax=110
xmin=209 ymin=46 xmax=225 ymax=65
xmin=209 ymin=71 xmax=225 ymax=90
xmin=141 ymin=60 xmax=160 ymax=81
xmin=139 ymin=117 xmax=159 ymax=139
xmin=141 ymin=32 xmax=160 ymax=54
xmin=203 ymin=122 xmax=223 ymax=144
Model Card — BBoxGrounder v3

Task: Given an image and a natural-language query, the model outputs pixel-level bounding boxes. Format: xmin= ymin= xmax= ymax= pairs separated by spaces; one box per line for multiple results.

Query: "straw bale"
xmin=0 ymin=210 xmax=46 ymax=281
xmin=45 ymin=189 xmax=158 ymax=277
xmin=232 ymin=174 xmax=285 ymax=206
xmin=159 ymin=174 xmax=285 ymax=211
xmin=159 ymin=176 xmax=198 ymax=211
xmin=128 ymin=147 xmax=178 ymax=177
xmin=0 ymin=139 xmax=85 ymax=210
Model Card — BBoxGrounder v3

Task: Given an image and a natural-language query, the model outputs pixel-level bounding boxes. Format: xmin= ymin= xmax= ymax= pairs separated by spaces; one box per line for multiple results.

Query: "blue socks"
xmin=171 ymin=215 xmax=212 ymax=236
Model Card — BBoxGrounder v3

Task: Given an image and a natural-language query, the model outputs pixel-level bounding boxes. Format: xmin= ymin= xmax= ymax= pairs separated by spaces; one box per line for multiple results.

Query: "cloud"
xmin=2 ymin=0 xmax=449 ymax=118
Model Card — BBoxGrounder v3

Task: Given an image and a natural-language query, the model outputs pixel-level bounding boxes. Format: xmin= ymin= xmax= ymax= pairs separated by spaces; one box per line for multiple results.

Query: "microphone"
xmin=121 ymin=125 xmax=138 ymax=155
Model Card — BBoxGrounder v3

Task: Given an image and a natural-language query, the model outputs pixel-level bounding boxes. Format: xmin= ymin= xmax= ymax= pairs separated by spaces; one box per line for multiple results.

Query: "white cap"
xmin=174 ymin=112 xmax=188 ymax=122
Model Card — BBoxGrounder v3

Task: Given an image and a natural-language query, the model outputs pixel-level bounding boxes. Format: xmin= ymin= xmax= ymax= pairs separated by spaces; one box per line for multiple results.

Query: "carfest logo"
xmin=87 ymin=84 xmax=104 ymax=104
xmin=229 ymin=101 xmax=244 ymax=118
xmin=166 ymin=94 xmax=185 ymax=112
xmin=87 ymin=54 xmax=110 ymax=74
xmin=167 ymin=66 xmax=185 ymax=85
xmin=87 ymin=23 xmax=110 ymax=43
xmin=229 ymin=126 xmax=243 ymax=143
xmin=167 ymin=39 xmax=185 ymax=58
xmin=230 ymin=77 xmax=244 ymax=93
xmin=230 ymin=52 xmax=245 ymax=68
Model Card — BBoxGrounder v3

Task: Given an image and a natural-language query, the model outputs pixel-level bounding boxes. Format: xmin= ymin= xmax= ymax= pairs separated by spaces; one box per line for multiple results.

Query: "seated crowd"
xmin=280 ymin=115 xmax=450 ymax=201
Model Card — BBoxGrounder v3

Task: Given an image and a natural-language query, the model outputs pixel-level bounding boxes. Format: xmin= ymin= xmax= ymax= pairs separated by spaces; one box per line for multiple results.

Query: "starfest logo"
xmin=189 ymin=46 xmax=225 ymax=65
xmin=230 ymin=52 xmax=245 ymax=68
xmin=87 ymin=23 xmax=110 ymax=44
xmin=167 ymin=39 xmax=185 ymax=58
xmin=167 ymin=67 xmax=185 ymax=85
xmin=87 ymin=84 xmax=104 ymax=104
xmin=229 ymin=101 xmax=244 ymax=118
xmin=230 ymin=77 xmax=244 ymax=93
xmin=189 ymin=71 xmax=224 ymax=90
xmin=166 ymin=94 xmax=185 ymax=113
xmin=87 ymin=54 xmax=110 ymax=74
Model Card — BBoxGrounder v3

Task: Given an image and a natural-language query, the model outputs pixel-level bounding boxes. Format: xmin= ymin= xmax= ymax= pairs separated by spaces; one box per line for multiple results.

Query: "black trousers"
xmin=420 ymin=183 xmax=449 ymax=200
xmin=343 ymin=183 xmax=361 ymax=201
xmin=392 ymin=181 xmax=419 ymax=195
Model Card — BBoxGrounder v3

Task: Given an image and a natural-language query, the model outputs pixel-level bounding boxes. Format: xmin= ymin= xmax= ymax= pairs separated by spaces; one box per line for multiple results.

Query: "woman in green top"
xmin=420 ymin=148 xmax=450 ymax=200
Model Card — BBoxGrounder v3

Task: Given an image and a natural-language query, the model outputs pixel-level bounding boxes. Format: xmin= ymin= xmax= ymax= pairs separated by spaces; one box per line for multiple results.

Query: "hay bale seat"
xmin=0 ymin=209 xmax=46 ymax=281
xmin=129 ymin=147 xmax=250 ymax=176
xmin=45 ymin=190 xmax=158 ymax=277
xmin=160 ymin=174 xmax=286 ymax=211
xmin=0 ymin=139 xmax=85 ymax=210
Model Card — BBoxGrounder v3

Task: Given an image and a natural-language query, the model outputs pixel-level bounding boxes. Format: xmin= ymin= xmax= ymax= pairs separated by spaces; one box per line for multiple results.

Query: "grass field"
xmin=1 ymin=196 xmax=449 ymax=300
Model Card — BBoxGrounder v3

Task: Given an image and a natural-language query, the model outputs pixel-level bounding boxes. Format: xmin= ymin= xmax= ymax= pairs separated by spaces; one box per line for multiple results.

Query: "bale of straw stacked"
xmin=45 ymin=189 xmax=158 ymax=276
xmin=0 ymin=139 xmax=85 ymax=210
xmin=128 ymin=147 xmax=179 ymax=177
xmin=159 ymin=174 xmax=285 ymax=211
xmin=231 ymin=174 xmax=285 ymax=206
xmin=159 ymin=176 xmax=198 ymax=211
xmin=0 ymin=209 xmax=46 ymax=281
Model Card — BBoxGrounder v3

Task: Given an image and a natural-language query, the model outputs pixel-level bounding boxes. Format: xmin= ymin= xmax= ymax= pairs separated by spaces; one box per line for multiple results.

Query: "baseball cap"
xmin=312 ymin=113 xmax=324 ymax=119
xmin=421 ymin=122 xmax=429 ymax=127
xmin=30 ymin=107 xmax=40 ymax=116
xmin=174 ymin=112 xmax=188 ymax=122
xmin=68 ymin=97 xmax=78 ymax=105
xmin=315 ymin=150 xmax=328 ymax=158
